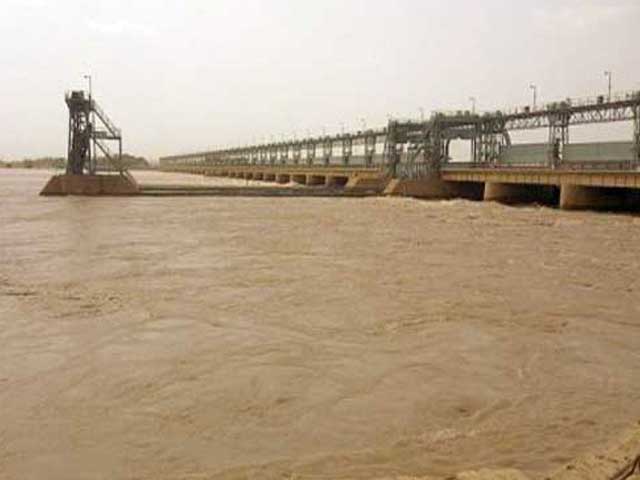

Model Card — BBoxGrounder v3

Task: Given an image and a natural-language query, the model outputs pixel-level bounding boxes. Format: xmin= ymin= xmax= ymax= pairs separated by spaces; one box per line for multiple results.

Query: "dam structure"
xmin=160 ymin=89 xmax=640 ymax=209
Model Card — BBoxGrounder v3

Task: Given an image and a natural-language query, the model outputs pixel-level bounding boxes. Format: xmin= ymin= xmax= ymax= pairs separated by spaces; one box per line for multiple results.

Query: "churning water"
xmin=1 ymin=169 xmax=639 ymax=479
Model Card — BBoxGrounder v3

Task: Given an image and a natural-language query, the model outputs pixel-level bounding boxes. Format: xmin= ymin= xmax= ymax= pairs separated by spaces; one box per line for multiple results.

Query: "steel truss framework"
xmin=160 ymin=91 xmax=640 ymax=178
xmin=65 ymin=90 xmax=124 ymax=175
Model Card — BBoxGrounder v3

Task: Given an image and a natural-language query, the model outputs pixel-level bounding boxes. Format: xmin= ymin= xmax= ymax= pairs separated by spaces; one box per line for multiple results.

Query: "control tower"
xmin=41 ymin=90 xmax=138 ymax=195
xmin=65 ymin=90 xmax=123 ymax=175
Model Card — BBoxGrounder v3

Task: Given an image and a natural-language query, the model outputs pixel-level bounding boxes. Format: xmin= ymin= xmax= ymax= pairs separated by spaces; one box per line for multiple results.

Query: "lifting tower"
xmin=65 ymin=90 xmax=124 ymax=175
xmin=40 ymin=90 xmax=137 ymax=195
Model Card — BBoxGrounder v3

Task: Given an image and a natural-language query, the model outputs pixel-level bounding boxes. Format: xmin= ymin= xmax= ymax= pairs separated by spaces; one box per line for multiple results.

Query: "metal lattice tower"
xmin=65 ymin=90 xmax=124 ymax=175
xmin=65 ymin=91 xmax=93 ymax=175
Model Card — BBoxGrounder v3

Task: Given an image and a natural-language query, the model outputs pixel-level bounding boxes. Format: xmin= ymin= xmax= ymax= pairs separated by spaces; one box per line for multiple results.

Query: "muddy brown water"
xmin=1 ymin=169 xmax=639 ymax=480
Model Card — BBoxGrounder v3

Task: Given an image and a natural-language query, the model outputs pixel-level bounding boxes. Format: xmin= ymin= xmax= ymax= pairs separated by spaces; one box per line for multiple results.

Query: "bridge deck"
xmin=162 ymin=164 xmax=640 ymax=189
xmin=442 ymin=168 xmax=640 ymax=189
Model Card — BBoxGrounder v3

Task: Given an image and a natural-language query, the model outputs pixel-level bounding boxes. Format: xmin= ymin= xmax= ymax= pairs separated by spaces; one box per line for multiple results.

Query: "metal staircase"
xmin=91 ymin=99 xmax=121 ymax=140
xmin=90 ymin=98 xmax=123 ymax=174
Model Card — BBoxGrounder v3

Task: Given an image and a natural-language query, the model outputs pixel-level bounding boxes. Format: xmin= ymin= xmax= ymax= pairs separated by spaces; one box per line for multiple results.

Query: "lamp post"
xmin=83 ymin=74 xmax=92 ymax=100
xmin=529 ymin=84 xmax=537 ymax=109
xmin=604 ymin=71 xmax=612 ymax=100
xmin=83 ymin=74 xmax=94 ymax=173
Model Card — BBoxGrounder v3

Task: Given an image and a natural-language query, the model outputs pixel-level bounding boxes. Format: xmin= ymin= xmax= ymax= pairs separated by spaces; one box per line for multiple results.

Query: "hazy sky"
xmin=1 ymin=0 xmax=639 ymax=161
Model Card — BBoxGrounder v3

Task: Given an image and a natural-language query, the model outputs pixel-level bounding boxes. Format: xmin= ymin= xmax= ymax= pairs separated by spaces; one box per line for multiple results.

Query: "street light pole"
xmin=83 ymin=74 xmax=92 ymax=100
xmin=83 ymin=74 xmax=94 ymax=174
xmin=529 ymin=84 xmax=537 ymax=109
xmin=604 ymin=71 xmax=612 ymax=100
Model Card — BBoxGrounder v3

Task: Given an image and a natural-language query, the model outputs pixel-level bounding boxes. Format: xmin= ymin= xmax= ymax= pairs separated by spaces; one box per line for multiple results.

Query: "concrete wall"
xmin=563 ymin=141 xmax=634 ymax=163
xmin=498 ymin=143 xmax=548 ymax=166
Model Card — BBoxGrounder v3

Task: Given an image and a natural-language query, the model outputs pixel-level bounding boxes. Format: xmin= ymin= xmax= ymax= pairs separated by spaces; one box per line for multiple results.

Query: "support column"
xmin=322 ymin=138 xmax=333 ymax=165
xmin=269 ymin=146 xmax=278 ymax=165
xmin=306 ymin=141 xmax=316 ymax=165
xmin=385 ymin=120 xmax=400 ymax=177
xmin=548 ymin=109 xmax=570 ymax=169
xmin=279 ymin=145 xmax=289 ymax=165
xmin=364 ymin=134 xmax=376 ymax=166
xmin=292 ymin=144 xmax=301 ymax=165
xmin=342 ymin=135 xmax=352 ymax=165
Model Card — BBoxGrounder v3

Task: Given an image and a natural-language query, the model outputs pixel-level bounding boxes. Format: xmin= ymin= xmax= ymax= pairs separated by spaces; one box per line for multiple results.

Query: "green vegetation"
xmin=0 ymin=154 xmax=154 ymax=170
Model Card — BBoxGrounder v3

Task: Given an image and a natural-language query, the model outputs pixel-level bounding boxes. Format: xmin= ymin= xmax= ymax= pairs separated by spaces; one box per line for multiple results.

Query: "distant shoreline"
xmin=0 ymin=155 xmax=155 ymax=170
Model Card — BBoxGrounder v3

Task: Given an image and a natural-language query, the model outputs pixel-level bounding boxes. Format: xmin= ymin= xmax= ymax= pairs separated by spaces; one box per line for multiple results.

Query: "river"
xmin=1 ymin=169 xmax=639 ymax=479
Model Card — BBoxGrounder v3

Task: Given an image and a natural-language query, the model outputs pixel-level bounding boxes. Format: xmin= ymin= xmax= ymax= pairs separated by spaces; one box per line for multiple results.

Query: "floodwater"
xmin=1 ymin=169 xmax=639 ymax=480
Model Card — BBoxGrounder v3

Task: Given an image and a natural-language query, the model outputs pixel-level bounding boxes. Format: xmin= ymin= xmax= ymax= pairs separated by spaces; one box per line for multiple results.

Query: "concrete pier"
xmin=558 ymin=184 xmax=638 ymax=210
xmin=40 ymin=174 xmax=139 ymax=196
xmin=158 ymin=165 xmax=640 ymax=211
